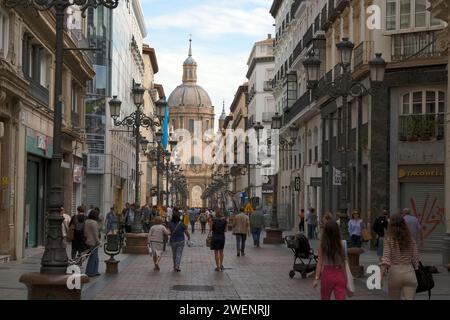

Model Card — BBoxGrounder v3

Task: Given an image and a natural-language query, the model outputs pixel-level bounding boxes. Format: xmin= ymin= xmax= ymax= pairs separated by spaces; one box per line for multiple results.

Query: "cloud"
xmin=146 ymin=1 xmax=273 ymax=38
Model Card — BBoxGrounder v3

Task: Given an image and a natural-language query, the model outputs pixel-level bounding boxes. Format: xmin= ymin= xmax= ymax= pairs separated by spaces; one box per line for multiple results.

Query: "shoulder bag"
xmin=414 ymin=261 xmax=434 ymax=300
xmin=342 ymin=240 xmax=355 ymax=297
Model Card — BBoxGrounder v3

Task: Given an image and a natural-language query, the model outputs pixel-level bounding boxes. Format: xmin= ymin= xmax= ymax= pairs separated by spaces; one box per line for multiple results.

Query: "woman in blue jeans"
xmin=348 ymin=211 xmax=363 ymax=247
xmin=168 ymin=210 xmax=191 ymax=272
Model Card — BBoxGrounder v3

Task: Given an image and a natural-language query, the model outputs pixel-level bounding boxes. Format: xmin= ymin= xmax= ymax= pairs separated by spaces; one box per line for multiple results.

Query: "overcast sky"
xmin=141 ymin=0 xmax=274 ymax=129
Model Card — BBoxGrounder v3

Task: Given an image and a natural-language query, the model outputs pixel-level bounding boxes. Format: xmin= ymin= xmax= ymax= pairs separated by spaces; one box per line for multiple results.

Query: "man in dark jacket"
xmin=373 ymin=209 xmax=389 ymax=261
xmin=249 ymin=208 xmax=265 ymax=247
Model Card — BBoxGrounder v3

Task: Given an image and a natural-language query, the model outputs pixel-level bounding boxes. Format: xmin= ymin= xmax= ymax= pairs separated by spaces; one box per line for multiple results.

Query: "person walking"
xmin=61 ymin=207 xmax=71 ymax=248
xmin=189 ymin=208 xmax=197 ymax=234
xmin=84 ymin=209 xmax=101 ymax=277
xmin=142 ymin=204 xmax=152 ymax=233
xmin=380 ymin=213 xmax=420 ymax=300
xmin=318 ymin=212 xmax=333 ymax=239
xmin=105 ymin=207 xmax=118 ymax=235
xmin=348 ymin=210 xmax=363 ymax=248
xmin=199 ymin=210 xmax=207 ymax=234
xmin=121 ymin=203 xmax=130 ymax=230
xmin=210 ymin=210 xmax=227 ymax=271
xmin=249 ymin=207 xmax=265 ymax=247
xmin=168 ymin=211 xmax=191 ymax=272
xmin=373 ymin=209 xmax=389 ymax=262
xmin=124 ymin=204 xmax=136 ymax=233
xmin=147 ymin=216 xmax=171 ymax=271
xmin=69 ymin=206 xmax=86 ymax=259
xmin=402 ymin=208 xmax=423 ymax=247
xmin=313 ymin=221 xmax=348 ymax=300
xmin=232 ymin=208 xmax=250 ymax=256
xmin=306 ymin=208 xmax=318 ymax=240
xmin=298 ymin=209 xmax=305 ymax=233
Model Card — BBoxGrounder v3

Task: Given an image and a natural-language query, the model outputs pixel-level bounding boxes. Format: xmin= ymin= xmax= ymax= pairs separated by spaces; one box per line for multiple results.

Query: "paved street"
xmin=1 ymin=225 xmax=449 ymax=300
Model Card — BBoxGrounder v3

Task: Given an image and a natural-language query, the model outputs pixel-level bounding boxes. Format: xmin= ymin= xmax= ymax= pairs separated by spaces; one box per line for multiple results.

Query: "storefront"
xmin=398 ymin=164 xmax=445 ymax=252
xmin=25 ymin=128 xmax=52 ymax=248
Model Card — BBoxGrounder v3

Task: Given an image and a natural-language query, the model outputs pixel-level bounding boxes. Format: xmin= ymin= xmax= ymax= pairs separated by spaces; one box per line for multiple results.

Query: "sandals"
xmin=215 ymin=267 xmax=221 ymax=272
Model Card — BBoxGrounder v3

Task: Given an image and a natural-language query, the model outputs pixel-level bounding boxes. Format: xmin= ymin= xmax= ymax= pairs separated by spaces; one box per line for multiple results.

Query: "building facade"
xmin=0 ymin=5 xmax=94 ymax=259
xmin=84 ymin=0 xmax=147 ymax=216
xmin=168 ymin=40 xmax=214 ymax=208
xmin=246 ymin=35 xmax=276 ymax=210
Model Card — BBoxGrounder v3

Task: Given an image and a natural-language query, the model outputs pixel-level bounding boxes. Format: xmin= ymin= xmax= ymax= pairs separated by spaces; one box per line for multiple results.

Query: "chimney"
xmin=268 ymin=34 xmax=272 ymax=39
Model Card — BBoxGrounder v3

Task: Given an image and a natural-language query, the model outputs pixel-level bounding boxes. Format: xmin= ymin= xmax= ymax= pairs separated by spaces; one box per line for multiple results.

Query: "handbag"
xmin=342 ymin=240 xmax=354 ymax=297
xmin=66 ymin=224 xmax=75 ymax=242
xmin=206 ymin=230 xmax=212 ymax=247
xmin=361 ymin=228 xmax=372 ymax=241
xmin=414 ymin=261 xmax=435 ymax=299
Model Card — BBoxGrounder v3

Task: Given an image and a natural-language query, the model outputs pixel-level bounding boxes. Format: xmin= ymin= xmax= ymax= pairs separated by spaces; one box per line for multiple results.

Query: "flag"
xmin=333 ymin=167 xmax=342 ymax=186
xmin=162 ymin=98 xmax=169 ymax=150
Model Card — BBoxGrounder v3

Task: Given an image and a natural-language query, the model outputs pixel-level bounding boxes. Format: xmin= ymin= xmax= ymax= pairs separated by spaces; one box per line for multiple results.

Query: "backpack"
xmin=373 ymin=216 xmax=385 ymax=237
xmin=200 ymin=214 xmax=206 ymax=223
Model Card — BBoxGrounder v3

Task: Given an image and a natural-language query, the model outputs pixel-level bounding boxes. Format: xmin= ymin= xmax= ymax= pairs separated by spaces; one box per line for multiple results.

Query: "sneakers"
xmin=215 ymin=267 xmax=221 ymax=272
xmin=220 ymin=265 xmax=224 ymax=271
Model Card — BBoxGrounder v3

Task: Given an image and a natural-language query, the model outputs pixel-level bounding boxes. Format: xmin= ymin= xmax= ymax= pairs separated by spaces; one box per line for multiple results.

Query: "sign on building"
xmin=333 ymin=167 xmax=342 ymax=186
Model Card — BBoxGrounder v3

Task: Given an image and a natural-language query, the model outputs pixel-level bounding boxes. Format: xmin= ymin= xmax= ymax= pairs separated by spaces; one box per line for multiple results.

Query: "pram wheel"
xmin=289 ymin=270 xmax=295 ymax=279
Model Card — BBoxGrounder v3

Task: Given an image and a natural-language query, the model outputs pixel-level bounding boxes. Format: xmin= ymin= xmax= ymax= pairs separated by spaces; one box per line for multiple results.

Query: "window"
xmin=290 ymin=154 xmax=292 ymax=170
xmin=189 ymin=119 xmax=194 ymax=133
xmin=298 ymin=153 xmax=302 ymax=168
xmin=308 ymin=149 xmax=312 ymax=165
xmin=294 ymin=155 xmax=297 ymax=169
xmin=415 ymin=0 xmax=426 ymax=27
xmin=0 ymin=11 xmax=8 ymax=57
xmin=71 ymin=83 xmax=77 ymax=113
xmin=180 ymin=117 xmax=184 ymax=128
xmin=206 ymin=119 xmax=209 ymax=130
xmin=171 ymin=119 xmax=176 ymax=130
xmin=386 ymin=0 xmax=397 ymax=30
xmin=386 ymin=0 xmax=443 ymax=31
xmin=413 ymin=91 xmax=422 ymax=114
xmin=400 ymin=0 xmax=411 ymax=29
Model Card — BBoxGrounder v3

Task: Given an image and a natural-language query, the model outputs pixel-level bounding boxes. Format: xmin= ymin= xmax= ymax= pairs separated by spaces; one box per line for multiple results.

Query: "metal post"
xmin=135 ymin=109 xmax=141 ymax=207
xmin=271 ymin=173 xmax=279 ymax=228
xmin=156 ymin=148 xmax=160 ymax=205
xmin=40 ymin=7 xmax=67 ymax=274
xmin=342 ymin=93 xmax=350 ymax=214
xmin=166 ymin=156 xmax=169 ymax=207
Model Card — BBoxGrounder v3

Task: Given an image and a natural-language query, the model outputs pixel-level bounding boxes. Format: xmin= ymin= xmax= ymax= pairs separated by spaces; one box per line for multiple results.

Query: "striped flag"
xmin=162 ymin=98 xmax=169 ymax=150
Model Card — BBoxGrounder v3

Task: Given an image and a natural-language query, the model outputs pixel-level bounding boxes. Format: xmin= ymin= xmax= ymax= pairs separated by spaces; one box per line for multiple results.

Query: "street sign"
xmin=294 ymin=177 xmax=301 ymax=191
xmin=244 ymin=202 xmax=253 ymax=213
xmin=333 ymin=167 xmax=342 ymax=185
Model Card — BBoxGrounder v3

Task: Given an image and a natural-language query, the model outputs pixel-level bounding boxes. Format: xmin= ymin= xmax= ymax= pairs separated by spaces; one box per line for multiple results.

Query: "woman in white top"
xmin=148 ymin=216 xmax=171 ymax=271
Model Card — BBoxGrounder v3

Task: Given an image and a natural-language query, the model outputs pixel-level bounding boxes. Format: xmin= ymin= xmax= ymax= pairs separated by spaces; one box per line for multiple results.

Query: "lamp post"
xmin=303 ymin=38 xmax=386 ymax=215
xmin=110 ymin=84 xmax=158 ymax=232
xmin=5 ymin=0 xmax=119 ymax=299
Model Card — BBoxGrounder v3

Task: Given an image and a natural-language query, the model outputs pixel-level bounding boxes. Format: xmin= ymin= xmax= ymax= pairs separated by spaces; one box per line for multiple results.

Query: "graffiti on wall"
xmin=410 ymin=196 xmax=445 ymax=239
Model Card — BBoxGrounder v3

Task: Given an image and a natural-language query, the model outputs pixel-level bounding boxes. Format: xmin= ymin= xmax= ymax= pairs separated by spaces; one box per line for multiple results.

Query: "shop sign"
xmin=73 ymin=165 xmax=83 ymax=184
xmin=398 ymin=167 xmax=443 ymax=179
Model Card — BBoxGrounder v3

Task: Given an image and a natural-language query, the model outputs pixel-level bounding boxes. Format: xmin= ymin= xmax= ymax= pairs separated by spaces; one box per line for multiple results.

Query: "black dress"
xmin=211 ymin=218 xmax=227 ymax=250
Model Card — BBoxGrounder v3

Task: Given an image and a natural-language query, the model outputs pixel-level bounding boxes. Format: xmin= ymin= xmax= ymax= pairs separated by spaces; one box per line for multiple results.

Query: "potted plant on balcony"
xmin=419 ymin=116 xmax=436 ymax=141
xmin=407 ymin=116 xmax=420 ymax=142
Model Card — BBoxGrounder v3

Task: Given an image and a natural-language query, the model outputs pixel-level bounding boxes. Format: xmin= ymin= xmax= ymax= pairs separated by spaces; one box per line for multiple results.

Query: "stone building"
xmin=168 ymin=39 xmax=214 ymax=208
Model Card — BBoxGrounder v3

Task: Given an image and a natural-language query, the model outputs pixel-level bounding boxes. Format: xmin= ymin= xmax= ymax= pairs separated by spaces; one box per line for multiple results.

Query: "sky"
xmin=140 ymin=0 xmax=274 ymax=129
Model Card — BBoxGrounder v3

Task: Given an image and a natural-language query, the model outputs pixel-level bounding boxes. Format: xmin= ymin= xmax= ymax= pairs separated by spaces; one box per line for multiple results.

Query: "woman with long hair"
xmin=348 ymin=210 xmax=363 ymax=247
xmin=380 ymin=213 xmax=419 ymax=300
xmin=168 ymin=211 xmax=191 ymax=272
xmin=313 ymin=220 xmax=348 ymax=300
xmin=84 ymin=209 xmax=101 ymax=277
xmin=210 ymin=210 xmax=227 ymax=271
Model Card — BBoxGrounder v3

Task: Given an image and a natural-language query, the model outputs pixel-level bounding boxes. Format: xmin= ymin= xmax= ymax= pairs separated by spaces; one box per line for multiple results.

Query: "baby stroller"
xmin=284 ymin=234 xmax=318 ymax=279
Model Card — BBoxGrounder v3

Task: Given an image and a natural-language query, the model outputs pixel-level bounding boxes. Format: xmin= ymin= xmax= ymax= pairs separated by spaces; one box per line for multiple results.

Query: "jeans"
xmin=170 ymin=241 xmax=185 ymax=269
xmin=251 ymin=228 xmax=262 ymax=246
xmin=190 ymin=221 xmax=195 ymax=233
xmin=200 ymin=222 xmax=206 ymax=234
xmin=351 ymin=234 xmax=362 ymax=248
xmin=235 ymin=234 xmax=247 ymax=252
xmin=307 ymin=224 xmax=316 ymax=240
xmin=321 ymin=266 xmax=346 ymax=300
xmin=85 ymin=247 xmax=99 ymax=276
xmin=143 ymin=222 xmax=151 ymax=233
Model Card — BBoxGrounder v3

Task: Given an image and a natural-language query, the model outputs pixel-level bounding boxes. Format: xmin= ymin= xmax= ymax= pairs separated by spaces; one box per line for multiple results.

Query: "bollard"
xmin=347 ymin=247 xmax=365 ymax=278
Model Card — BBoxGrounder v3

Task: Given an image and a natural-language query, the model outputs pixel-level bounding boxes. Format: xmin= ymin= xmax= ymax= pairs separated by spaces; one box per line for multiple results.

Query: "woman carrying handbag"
xmin=380 ymin=213 xmax=419 ymax=300
xmin=210 ymin=210 xmax=227 ymax=271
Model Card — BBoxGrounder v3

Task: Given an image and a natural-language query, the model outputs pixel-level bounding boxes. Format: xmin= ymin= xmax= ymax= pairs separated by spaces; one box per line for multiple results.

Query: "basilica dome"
xmin=168 ymin=84 xmax=212 ymax=108
xmin=168 ymin=37 xmax=212 ymax=108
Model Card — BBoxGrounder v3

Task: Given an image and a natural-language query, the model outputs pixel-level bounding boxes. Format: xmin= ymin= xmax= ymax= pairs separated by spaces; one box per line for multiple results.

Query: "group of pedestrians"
xmin=311 ymin=206 xmax=424 ymax=300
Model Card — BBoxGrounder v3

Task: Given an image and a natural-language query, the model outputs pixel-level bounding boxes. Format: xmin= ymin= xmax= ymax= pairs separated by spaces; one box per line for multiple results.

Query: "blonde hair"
xmin=153 ymin=216 xmax=163 ymax=225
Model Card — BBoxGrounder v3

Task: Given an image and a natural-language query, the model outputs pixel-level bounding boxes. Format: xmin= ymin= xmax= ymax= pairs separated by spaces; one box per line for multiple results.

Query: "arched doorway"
xmin=191 ymin=185 xmax=203 ymax=207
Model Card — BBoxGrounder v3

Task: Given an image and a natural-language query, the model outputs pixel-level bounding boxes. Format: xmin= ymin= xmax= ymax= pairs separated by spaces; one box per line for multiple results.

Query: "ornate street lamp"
xmin=4 ymin=0 xmax=120 ymax=300
xmin=369 ymin=53 xmax=387 ymax=84
xmin=336 ymin=37 xmax=355 ymax=68
xmin=303 ymin=51 xmax=322 ymax=89
xmin=109 ymin=96 xmax=122 ymax=118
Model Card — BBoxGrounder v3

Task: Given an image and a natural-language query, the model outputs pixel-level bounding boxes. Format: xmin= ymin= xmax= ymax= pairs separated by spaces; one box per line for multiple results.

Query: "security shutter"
xmin=86 ymin=175 xmax=102 ymax=209
xmin=400 ymin=183 xmax=445 ymax=253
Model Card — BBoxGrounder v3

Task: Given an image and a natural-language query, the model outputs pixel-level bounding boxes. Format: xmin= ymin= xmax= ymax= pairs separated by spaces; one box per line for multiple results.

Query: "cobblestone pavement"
xmin=1 ymin=226 xmax=449 ymax=300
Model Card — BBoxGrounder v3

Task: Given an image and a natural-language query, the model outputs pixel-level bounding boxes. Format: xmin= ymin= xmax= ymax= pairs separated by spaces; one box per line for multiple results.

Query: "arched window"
xmin=307 ymin=130 xmax=312 ymax=164
xmin=399 ymin=90 xmax=445 ymax=141
xmin=313 ymin=127 xmax=319 ymax=163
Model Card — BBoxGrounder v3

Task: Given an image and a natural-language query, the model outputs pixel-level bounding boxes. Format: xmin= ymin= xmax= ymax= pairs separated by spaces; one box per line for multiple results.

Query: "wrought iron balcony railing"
xmin=354 ymin=41 xmax=375 ymax=68
xmin=399 ymin=113 xmax=445 ymax=141
xmin=391 ymin=31 xmax=445 ymax=62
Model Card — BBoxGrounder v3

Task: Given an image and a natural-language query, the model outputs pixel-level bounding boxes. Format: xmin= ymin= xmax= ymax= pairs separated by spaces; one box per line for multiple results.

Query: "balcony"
xmin=87 ymin=154 xmax=105 ymax=174
xmin=293 ymin=39 xmax=303 ymax=63
xmin=333 ymin=64 xmax=341 ymax=80
xmin=303 ymin=26 xmax=313 ymax=48
xmin=391 ymin=31 xmax=445 ymax=62
xmin=328 ymin=0 xmax=337 ymax=21
xmin=291 ymin=0 xmax=305 ymax=19
xmin=69 ymin=29 xmax=94 ymax=65
xmin=353 ymin=41 xmax=374 ymax=68
xmin=27 ymin=79 xmax=49 ymax=106
xmin=71 ymin=111 xmax=80 ymax=127
xmin=314 ymin=13 xmax=321 ymax=34
xmin=399 ymin=113 xmax=445 ymax=141
xmin=335 ymin=0 xmax=349 ymax=12
xmin=284 ymin=91 xmax=311 ymax=124
xmin=321 ymin=4 xmax=329 ymax=30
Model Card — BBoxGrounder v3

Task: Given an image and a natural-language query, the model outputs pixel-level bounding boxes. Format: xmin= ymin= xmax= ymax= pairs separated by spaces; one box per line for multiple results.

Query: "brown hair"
xmin=387 ymin=213 xmax=413 ymax=252
xmin=320 ymin=221 xmax=345 ymax=265
xmin=153 ymin=216 xmax=163 ymax=225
